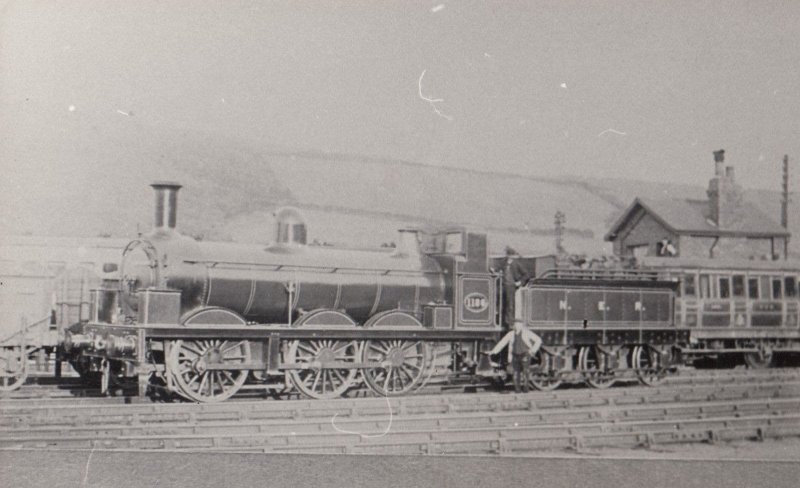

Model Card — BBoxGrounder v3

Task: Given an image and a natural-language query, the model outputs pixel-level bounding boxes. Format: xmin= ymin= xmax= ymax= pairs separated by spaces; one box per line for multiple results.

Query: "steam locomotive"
xmin=61 ymin=182 xmax=685 ymax=402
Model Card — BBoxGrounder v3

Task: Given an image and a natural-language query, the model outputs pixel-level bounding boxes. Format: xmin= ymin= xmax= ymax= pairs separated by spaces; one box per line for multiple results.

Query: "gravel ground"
xmin=554 ymin=437 xmax=800 ymax=461
xmin=1 ymin=440 xmax=798 ymax=488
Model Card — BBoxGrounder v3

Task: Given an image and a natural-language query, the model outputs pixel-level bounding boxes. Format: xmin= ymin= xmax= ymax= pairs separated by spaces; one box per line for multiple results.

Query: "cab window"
xmin=732 ymin=275 xmax=745 ymax=297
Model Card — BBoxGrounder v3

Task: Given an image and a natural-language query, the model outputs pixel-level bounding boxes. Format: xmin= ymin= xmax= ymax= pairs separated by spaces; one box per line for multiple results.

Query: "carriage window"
xmin=718 ymin=277 xmax=731 ymax=299
xmin=699 ymin=274 xmax=710 ymax=298
xmin=683 ymin=274 xmax=696 ymax=297
xmin=748 ymin=278 xmax=759 ymax=299
xmin=732 ymin=275 xmax=745 ymax=297
xmin=785 ymin=277 xmax=797 ymax=298
xmin=772 ymin=278 xmax=783 ymax=299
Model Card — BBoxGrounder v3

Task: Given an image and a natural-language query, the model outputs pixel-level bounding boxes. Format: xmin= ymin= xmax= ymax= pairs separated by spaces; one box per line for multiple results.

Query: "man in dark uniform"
xmin=502 ymin=246 xmax=529 ymax=330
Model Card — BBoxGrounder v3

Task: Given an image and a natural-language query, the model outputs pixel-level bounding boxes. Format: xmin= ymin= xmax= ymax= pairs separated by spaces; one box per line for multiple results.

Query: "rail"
xmin=2 ymin=373 xmax=799 ymax=455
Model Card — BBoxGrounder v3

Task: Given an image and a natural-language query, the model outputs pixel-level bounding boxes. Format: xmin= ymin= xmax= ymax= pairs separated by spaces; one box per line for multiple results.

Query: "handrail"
xmin=0 ymin=315 xmax=51 ymax=345
xmin=185 ymin=260 xmax=441 ymax=277
xmin=535 ymin=268 xmax=663 ymax=281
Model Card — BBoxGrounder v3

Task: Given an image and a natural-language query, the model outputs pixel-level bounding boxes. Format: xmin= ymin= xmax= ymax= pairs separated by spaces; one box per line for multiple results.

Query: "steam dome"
xmin=273 ymin=207 xmax=307 ymax=246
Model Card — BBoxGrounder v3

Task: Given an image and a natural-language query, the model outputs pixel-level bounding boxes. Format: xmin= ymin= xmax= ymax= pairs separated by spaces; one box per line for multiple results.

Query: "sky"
xmin=1 ymin=0 xmax=799 ymax=196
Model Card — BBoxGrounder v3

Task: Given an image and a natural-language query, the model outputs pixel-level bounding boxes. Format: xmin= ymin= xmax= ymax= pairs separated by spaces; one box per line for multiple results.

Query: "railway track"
xmin=2 ymin=368 xmax=800 ymax=455
xmin=2 ymin=365 xmax=798 ymax=404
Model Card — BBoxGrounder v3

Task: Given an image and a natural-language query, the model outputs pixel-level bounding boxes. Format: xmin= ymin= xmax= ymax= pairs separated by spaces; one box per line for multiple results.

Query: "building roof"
xmin=639 ymin=255 xmax=800 ymax=271
xmin=604 ymin=197 xmax=790 ymax=241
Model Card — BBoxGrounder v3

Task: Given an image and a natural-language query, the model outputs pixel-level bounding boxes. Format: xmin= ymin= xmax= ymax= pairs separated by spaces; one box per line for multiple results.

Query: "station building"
xmin=604 ymin=150 xmax=790 ymax=260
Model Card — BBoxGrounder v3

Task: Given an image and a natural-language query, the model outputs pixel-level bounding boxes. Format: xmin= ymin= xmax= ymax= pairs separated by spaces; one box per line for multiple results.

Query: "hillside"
xmin=1 ymin=123 xmax=795 ymax=257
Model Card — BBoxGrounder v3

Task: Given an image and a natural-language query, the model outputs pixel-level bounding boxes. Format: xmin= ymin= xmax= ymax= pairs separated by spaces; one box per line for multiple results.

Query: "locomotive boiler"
xmin=120 ymin=183 xmax=447 ymax=326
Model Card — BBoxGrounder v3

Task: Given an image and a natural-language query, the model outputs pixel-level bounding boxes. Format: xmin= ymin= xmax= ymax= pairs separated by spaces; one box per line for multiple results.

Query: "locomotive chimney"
xmin=151 ymin=182 xmax=182 ymax=230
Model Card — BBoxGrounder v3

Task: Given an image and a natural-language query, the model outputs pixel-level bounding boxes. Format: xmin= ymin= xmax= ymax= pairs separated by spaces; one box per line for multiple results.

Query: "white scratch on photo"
xmin=598 ymin=128 xmax=627 ymax=137
xmin=82 ymin=446 xmax=95 ymax=487
xmin=331 ymin=395 xmax=393 ymax=438
xmin=418 ymin=70 xmax=453 ymax=121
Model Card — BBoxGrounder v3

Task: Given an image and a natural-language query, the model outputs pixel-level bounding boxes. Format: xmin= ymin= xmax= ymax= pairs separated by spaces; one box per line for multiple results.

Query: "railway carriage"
xmin=63 ymin=182 xmax=683 ymax=402
xmin=639 ymin=256 xmax=800 ymax=367
xmin=0 ymin=237 xmax=121 ymax=391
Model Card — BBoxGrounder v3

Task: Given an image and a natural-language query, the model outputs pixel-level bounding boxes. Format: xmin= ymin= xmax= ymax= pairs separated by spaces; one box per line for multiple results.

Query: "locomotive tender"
xmin=64 ymin=182 xmax=683 ymax=402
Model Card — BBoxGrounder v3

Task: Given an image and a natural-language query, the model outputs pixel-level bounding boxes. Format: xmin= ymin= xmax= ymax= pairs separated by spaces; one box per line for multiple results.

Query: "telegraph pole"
xmin=782 ymin=155 xmax=790 ymax=259
xmin=554 ymin=210 xmax=566 ymax=255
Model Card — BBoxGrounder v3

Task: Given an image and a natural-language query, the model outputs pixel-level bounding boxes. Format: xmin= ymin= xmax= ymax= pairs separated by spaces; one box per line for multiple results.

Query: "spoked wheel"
xmin=578 ymin=346 xmax=615 ymax=389
xmin=286 ymin=339 xmax=360 ymax=399
xmin=0 ymin=347 xmax=28 ymax=392
xmin=361 ymin=340 xmax=429 ymax=396
xmin=410 ymin=342 xmax=446 ymax=394
xmin=632 ymin=345 xmax=666 ymax=386
xmin=744 ymin=349 xmax=774 ymax=369
xmin=529 ymin=351 xmax=563 ymax=391
xmin=167 ymin=339 xmax=251 ymax=402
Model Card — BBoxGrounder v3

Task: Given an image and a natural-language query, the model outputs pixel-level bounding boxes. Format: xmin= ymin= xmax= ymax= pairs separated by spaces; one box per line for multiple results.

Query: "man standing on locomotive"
xmin=487 ymin=319 xmax=542 ymax=393
xmin=502 ymin=246 xmax=529 ymax=330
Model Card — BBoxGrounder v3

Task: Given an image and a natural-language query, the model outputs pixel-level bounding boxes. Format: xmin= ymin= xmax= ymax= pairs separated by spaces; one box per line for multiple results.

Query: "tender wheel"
xmin=167 ymin=339 xmax=251 ymax=402
xmin=633 ymin=345 xmax=665 ymax=386
xmin=361 ymin=340 xmax=428 ymax=396
xmin=744 ymin=349 xmax=774 ymax=369
xmin=286 ymin=339 xmax=359 ymax=399
xmin=578 ymin=346 xmax=615 ymax=389
xmin=529 ymin=350 xmax=563 ymax=391
xmin=0 ymin=347 xmax=28 ymax=392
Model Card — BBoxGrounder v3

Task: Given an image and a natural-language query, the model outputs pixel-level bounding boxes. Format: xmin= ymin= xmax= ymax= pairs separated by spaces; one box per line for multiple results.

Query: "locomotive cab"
xmin=416 ymin=227 xmax=499 ymax=330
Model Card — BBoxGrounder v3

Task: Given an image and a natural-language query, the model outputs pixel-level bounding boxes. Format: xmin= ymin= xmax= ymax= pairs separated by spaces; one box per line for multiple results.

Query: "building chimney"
xmin=707 ymin=150 xmax=743 ymax=228
xmin=151 ymin=182 xmax=182 ymax=230
xmin=713 ymin=149 xmax=725 ymax=176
